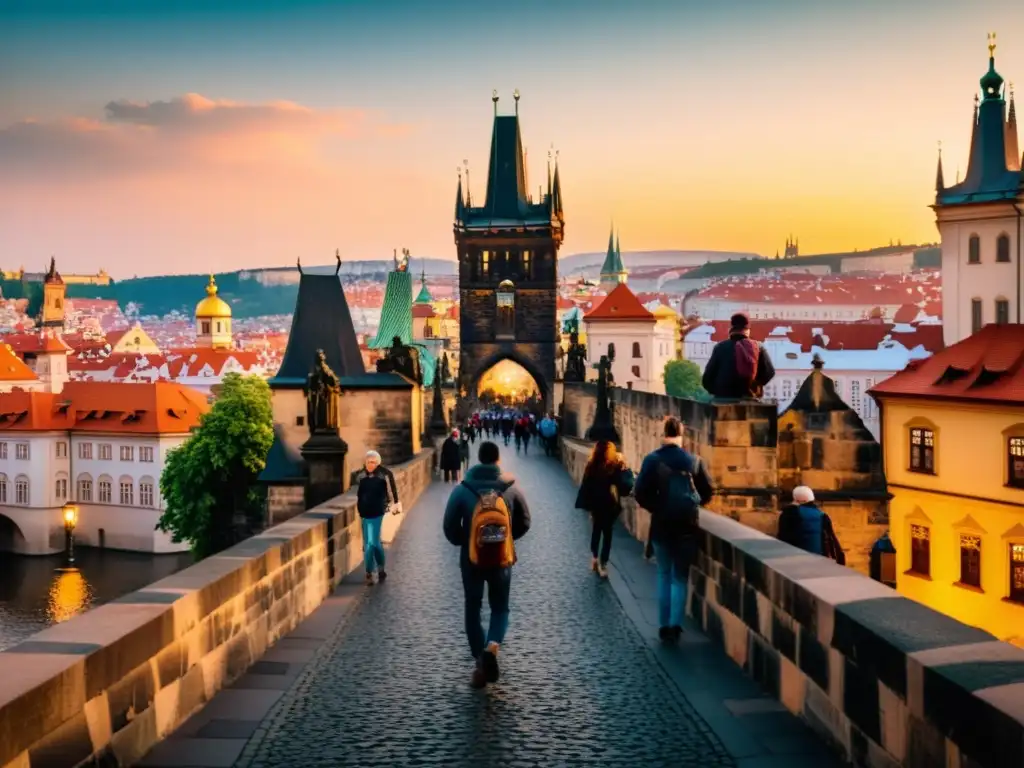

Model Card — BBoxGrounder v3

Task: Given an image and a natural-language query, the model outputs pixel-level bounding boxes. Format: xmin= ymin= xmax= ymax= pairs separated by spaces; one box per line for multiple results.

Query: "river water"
xmin=0 ymin=548 xmax=194 ymax=651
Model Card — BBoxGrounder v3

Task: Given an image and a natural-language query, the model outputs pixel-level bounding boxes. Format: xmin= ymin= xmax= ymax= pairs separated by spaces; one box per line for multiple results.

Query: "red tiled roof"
xmin=869 ymin=324 xmax=1024 ymax=404
xmin=584 ymin=283 xmax=655 ymax=322
xmin=685 ymin=320 xmax=944 ymax=354
xmin=695 ymin=271 xmax=941 ymax=307
xmin=0 ymin=381 xmax=209 ymax=434
xmin=0 ymin=344 xmax=38 ymax=382
xmin=411 ymin=304 xmax=435 ymax=319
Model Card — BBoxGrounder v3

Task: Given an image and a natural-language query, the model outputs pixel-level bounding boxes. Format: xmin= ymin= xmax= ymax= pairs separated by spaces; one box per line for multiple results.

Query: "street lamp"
xmin=62 ymin=501 xmax=79 ymax=565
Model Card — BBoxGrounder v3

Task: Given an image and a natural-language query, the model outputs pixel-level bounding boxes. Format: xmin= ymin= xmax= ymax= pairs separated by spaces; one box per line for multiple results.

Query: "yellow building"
xmin=41 ymin=257 xmax=66 ymax=329
xmin=107 ymin=323 xmax=162 ymax=355
xmin=870 ymin=324 xmax=1024 ymax=647
xmin=652 ymin=304 xmax=682 ymax=360
xmin=195 ymin=275 xmax=233 ymax=349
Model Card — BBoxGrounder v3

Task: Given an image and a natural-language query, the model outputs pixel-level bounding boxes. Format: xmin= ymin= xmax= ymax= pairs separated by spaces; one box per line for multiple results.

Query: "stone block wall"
xmin=561 ymin=383 xmax=779 ymax=533
xmin=343 ymin=386 xmax=418 ymax=466
xmin=0 ymin=448 xmax=434 ymax=768
xmin=563 ymin=437 xmax=1024 ymax=767
xmin=689 ymin=510 xmax=1024 ymax=768
xmin=267 ymin=484 xmax=305 ymax=526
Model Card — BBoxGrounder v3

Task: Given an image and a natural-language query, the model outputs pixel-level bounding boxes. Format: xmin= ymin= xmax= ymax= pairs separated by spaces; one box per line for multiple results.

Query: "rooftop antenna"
xmin=492 ymin=89 xmax=499 ymax=116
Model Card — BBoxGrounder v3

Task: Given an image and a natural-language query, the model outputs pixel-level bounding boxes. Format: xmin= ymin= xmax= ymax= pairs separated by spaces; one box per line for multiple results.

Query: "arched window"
xmin=54 ymin=472 xmax=69 ymax=502
xmin=98 ymin=474 xmax=113 ymax=504
xmin=14 ymin=475 xmax=29 ymax=505
xmin=77 ymin=473 xmax=93 ymax=503
xmin=632 ymin=342 xmax=642 ymax=359
xmin=119 ymin=475 xmax=134 ymax=506
xmin=139 ymin=476 xmax=156 ymax=508
xmin=968 ymin=234 xmax=981 ymax=264
xmin=0 ymin=473 xmax=7 ymax=504
xmin=496 ymin=280 xmax=515 ymax=338
xmin=201 ymin=321 xmax=211 ymax=335
xmin=997 ymin=233 xmax=1011 ymax=263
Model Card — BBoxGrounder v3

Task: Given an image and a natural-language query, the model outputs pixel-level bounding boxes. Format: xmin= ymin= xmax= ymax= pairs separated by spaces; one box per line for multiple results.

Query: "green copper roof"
xmin=414 ymin=272 xmax=433 ymax=304
xmin=368 ymin=270 xmax=413 ymax=349
xmin=600 ymin=227 xmax=626 ymax=278
xmin=937 ymin=53 xmax=1022 ymax=207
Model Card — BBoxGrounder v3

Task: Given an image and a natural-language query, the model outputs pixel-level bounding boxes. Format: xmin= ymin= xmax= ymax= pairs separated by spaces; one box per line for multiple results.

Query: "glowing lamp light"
xmin=62 ymin=502 xmax=79 ymax=531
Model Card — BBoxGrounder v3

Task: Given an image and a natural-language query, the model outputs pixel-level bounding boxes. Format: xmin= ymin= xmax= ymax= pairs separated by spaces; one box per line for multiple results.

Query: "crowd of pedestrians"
xmin=354 ymin=313 xmax=849 ymax=690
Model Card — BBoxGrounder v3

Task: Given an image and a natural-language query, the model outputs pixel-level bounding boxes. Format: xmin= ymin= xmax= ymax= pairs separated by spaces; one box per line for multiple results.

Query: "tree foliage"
xmin=158 ymin=374 xmax=274 ymax=558
xmin=663 ymin=359 xmax=711 ymax=401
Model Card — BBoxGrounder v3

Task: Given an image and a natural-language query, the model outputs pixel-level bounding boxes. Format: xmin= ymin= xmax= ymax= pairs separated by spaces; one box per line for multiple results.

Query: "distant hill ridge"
xmin=20 ymin=245 xmax=938 ymax=320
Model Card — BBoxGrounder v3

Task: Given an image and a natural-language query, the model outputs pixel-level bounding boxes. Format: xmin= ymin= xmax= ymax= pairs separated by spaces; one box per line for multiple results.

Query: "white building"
xmin=934 ymin=47 xmax=1022 ymax=346
xmin=584 ymin=283 xmax=675 ymax=394
xmin=684 ymin=321 xmax=943 ymax=439
xmin=0 ymin=381 xmax=209 ymax=555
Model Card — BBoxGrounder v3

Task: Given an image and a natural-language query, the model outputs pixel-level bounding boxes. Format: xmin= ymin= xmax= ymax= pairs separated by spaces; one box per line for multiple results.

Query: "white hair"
xmin=365 ymin=450 xmax=382 ymax=464
xmin=792 ymin=486 xmax=815 ymax=504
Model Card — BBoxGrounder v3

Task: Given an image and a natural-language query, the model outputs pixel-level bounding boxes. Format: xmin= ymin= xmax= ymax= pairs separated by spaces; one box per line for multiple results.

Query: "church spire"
xmin=1007 ymin=82 xmax=1020 ymax=171
xmin=935 ymin=141 xmax=945 ymax=194
xmin=551 ymin=153 xmax=563 ymax=221
xmin=454 ymin=169 xmax=465 ymax=223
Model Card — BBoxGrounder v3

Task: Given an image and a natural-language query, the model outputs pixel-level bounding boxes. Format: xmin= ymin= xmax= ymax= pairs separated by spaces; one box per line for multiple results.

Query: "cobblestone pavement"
xmin=239 ymin=449 xmax=735 ymax=767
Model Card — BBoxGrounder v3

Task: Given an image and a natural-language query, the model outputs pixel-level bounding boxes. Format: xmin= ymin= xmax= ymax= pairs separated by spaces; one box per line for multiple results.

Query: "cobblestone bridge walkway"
xmin=141 ymin=450 xmax=839 ymax=768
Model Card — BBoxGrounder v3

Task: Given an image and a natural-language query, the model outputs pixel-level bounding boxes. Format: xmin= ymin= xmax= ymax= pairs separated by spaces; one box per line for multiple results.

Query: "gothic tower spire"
xmin=935 ymin=141 xmax=945 ymax=195
xmin=1007 ymin=82 xmax=1020 ymax=171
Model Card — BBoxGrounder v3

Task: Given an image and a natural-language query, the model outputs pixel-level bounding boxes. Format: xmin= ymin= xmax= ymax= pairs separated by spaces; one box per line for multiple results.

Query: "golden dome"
xmin=195 ymin=275 xmax=232 ymax=318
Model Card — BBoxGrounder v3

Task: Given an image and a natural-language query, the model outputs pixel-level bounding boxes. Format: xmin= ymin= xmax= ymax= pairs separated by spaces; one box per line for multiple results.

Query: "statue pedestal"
xmin=300 ymin=430 xmax=349 ymax=511
xmin=585 ymin=415 xmax=620 ymax=443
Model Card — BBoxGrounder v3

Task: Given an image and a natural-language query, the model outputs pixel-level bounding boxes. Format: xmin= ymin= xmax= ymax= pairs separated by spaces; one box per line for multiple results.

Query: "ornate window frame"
xmin=904 ymin=416 xmax=939 ymax=476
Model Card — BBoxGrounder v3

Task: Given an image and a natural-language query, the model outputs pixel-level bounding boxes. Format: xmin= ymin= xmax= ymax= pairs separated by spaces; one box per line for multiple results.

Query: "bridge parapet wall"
xmin=0 ymin=448 xmax=434 ymax=768
xmin=562 ymin=438 xmax=1024 ymax=767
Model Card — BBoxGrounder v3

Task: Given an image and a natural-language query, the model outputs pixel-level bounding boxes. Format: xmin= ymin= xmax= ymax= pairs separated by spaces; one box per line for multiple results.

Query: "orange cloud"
xmin=0 ymin=93 xmax=411 ymax=178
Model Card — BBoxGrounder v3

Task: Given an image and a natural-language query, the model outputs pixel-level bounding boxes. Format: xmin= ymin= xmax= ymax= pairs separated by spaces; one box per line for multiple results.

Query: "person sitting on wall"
xmin=776 ymin=486 xmax=846 ymax=564
xmin=701 ymin=313 xmax=776 ymax=399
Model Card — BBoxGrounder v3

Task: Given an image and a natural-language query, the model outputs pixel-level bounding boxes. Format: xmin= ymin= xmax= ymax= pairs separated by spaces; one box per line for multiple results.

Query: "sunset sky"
xmin=2 ymin=0 xmax=1024 ymax=277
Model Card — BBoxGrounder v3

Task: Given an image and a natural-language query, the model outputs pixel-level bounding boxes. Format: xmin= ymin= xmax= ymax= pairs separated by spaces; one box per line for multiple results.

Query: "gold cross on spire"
xmin=988 ymin=32 xmax=997 ymax=57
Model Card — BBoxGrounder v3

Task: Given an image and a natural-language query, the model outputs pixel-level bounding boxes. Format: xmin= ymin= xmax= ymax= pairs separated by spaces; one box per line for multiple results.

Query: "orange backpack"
xmin=467 ymin=488 xmax=517 ymax=568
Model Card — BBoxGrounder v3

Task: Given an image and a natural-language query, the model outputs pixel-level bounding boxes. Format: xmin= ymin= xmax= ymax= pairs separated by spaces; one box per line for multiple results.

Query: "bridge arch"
xmin=0 ymin=512 xmax=27 ymax=554
xmin=468 ymin=350 xmax=550 ymax=414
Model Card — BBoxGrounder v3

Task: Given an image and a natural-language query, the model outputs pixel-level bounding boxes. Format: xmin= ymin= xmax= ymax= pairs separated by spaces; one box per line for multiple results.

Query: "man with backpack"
xmin=701 ymin=312 xmax=776 ymax=399
xmin=634 ymin=416 xmax=714 ymax=643
xmin=442 ymin=440 xmax=532 ymax=688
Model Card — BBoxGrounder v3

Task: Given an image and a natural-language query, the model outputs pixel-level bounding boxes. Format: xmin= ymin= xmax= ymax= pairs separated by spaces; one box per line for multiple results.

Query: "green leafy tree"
xmin=158 ymin=373 xmax=274 ymax=558
xmin=663 ymin=359 xmax=711 ymax=401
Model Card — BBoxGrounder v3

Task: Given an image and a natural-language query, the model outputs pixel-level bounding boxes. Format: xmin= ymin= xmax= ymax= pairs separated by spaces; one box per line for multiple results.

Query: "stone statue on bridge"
xmin=586 ymin=350 xmax=620 ymax=443
xmin=564 ymin=319 xmax=588 ymax=383
xmin=305 ymin=349 xmax=341 ymax=435
xmin=376 ymin=335 xmax=422 ymax=385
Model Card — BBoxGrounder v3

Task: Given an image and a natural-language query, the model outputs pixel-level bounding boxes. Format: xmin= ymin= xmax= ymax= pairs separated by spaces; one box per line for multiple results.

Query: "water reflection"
xmin=47 ymin=569 xmax=92 ymax=624
xmin=0 ymin=547 xmax=194 ymax=651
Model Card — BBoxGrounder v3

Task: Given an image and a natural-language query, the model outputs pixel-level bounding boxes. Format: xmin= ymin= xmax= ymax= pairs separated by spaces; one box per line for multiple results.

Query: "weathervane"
xmin=988 ymin=32 xmax=997 ymax=58
xmin=513 ymin=88 xmax=520 ymax=115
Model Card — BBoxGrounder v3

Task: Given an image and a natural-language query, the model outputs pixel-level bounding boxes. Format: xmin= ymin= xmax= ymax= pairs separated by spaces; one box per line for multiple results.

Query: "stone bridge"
xmin=0 ymin=443 xmax=1022 ymax=767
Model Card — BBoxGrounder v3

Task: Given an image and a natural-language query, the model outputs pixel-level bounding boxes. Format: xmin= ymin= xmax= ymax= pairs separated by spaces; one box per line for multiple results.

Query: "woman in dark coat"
xmin=440 ymin=429 xmax=462 ymax=483
xmin=575 ymin=440 xmax=635 ymax=578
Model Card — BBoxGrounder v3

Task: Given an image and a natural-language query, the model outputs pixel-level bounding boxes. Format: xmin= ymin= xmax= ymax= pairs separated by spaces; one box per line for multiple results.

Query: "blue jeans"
xmin=652 ymin=537 xmax=696 ymax=628
xmin=361 ymin=516 xmax=385 ymax=573
xmin=461 ymin=566 xmax=511 ymax=658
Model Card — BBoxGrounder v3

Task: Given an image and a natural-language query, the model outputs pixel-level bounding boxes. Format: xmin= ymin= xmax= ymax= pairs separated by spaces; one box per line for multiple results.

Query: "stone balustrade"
xmin=0 ymin=448 xmax=434 ymax=768
xmin=562 ymin=437 xmax=1024 ymax=767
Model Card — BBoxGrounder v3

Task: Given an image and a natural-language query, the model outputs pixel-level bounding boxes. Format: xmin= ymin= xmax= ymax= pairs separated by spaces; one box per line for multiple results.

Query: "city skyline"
xmin=2 ymin=0 xmax=1024 ymax=277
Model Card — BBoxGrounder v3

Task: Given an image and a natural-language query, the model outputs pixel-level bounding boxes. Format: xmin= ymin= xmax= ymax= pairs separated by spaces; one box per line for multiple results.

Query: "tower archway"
xmin=0 ymin=513 xmax=27 ymax=554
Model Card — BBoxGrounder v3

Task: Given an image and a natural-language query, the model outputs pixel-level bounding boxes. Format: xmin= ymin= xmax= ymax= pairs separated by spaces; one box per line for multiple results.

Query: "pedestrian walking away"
xmin=440 ymin=428 xmax=462 ymax=483
xmin=442 ymin=440 xmax=532 ymax=688
xmin=356 ymin=450 xmax=402 ymax=586
xmin=459 ymin=430 xmax=471 ymax=472
xmin=575 ymin=440 xmax=634 ymax=578
xmin=634 ymin=416 xmax=713 ymax=643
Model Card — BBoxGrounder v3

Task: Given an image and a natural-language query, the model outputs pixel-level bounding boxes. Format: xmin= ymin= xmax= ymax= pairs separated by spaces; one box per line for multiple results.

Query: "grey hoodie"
xmin=442 ymin=462 xmax=532 ymax=568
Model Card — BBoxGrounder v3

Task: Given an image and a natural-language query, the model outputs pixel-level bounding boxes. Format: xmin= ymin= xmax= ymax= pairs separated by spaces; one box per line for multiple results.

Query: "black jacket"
xmin=356 ymin=466 xmax=399 ymax=519
xmin=701 ymin=333 xmax=776 ymax=399
xmin=634 ymin=443 xmax=713 ymax=543
xmin=777 ymin=502 xmax=846 ymax=564
xmin=440 ymin=437 xmax=461 ymax=471
xmin=576 ymin=464 xmax=635 ymax=519
xmin=443 ymin=463 xmax=531 ymax=568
